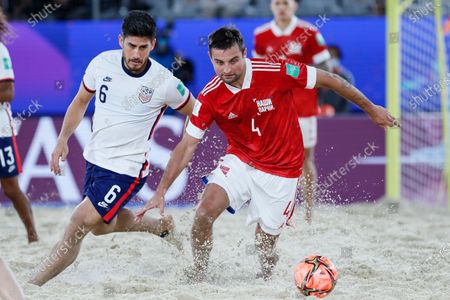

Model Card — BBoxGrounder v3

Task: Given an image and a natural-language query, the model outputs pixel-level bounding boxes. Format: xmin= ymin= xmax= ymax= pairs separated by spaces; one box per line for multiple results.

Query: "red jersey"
xmin=186 ymin=59 xmax=317 ymax=178
xmin=253 ymin=16 xmax=330 ymax=117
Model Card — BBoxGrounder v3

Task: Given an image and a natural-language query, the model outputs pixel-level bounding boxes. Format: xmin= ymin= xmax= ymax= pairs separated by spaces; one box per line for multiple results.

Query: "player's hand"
xmin=367 ymin=105 xmax=399 ymax=129
xmin=135 ymin=192 xmax=165 ymax=222
xmin=51 ymin=139 xmax=69 ymax=175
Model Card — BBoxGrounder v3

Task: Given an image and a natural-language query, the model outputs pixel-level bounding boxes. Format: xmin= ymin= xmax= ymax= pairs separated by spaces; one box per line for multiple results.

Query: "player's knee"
xmin=91 ymin=227 xmax=106 ymax=236
xmin=194 ymin=205 xmax=216 ymax=227
xmin=2 ymin=181 xmax=19 ymax=199
xmin=69 ymin=212 xmax=99 ymax=231
xmin=4 ymin=188 xmax=22 ymax=201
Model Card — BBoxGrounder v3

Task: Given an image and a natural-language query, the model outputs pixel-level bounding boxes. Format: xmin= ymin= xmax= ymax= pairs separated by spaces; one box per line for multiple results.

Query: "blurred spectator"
xmin=371 ymin=0 xmax=385 ymax=15
xmin=173 ymin=55 xmax=194 ymax=89
xmin=319 ymin=45 xmax=355 ymax=114
xmin=151 ymin=21 xmax=196 ymax=114
xmin=4 ymin=0 xmax=387 ymax=20
xmin=151 ymin=22 xmax=176 ymax=68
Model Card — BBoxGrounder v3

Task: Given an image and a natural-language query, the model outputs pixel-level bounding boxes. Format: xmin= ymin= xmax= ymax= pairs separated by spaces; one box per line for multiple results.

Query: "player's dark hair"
xmin=122 ymin=10 xmax=156 ymax=39
xmin=208 ymin=26 xmax=245 ymax=53
xmin=328 ymin=45 xmax=342 ymax=59
xmin=0 ymin=8 xmax=10 ymax=43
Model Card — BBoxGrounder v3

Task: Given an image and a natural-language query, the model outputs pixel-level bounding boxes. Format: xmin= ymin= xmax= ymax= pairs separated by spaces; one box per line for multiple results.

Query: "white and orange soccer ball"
xmin=294 ymin=255 xmax=338 ymax=298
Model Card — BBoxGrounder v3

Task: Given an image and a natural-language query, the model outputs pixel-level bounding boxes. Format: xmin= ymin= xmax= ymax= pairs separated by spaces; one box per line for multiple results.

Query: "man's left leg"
xmin=255 ymin=224 xmax=279 ymax=280
xmin=249 ymin=170 xmax=297 ymax=280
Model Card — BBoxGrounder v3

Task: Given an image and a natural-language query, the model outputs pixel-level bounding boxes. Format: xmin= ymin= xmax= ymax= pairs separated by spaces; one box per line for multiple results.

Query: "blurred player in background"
xmin=137 ymin=27 xmax=396 ymax=281
xmin=30 ymin=10 xmax=195 ymax=286
xmin=0 ymin=257 xmax=24 ymax=300
xmin=319 ymin=45 xmax=355 ymax=114
xmin=0 ymin=8 xmax=38 ymax=243
xmin=253 ymin=0 xmax=331 ymax=222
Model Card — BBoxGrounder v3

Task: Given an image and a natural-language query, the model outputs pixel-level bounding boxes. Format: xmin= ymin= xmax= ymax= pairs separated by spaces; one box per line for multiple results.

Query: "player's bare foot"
xmin=27 ymin=232 xmax=39 ymax=244
xmin=305 ymin=208 xmax=312 ymax=224
xmin=256 ymin=252 xmax=279 ymax=280
xmin=184 ymin=266 xmax=206 ymax=283
xmin=157 ymin=215 xmax=183 ymax=251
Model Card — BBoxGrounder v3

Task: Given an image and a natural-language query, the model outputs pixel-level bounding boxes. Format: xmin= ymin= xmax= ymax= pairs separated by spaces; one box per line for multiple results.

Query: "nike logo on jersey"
xmin=103 ymin=76 xmax=112 ymax=82
xmin=228 ymin=112 xmax=238 ymax=119
xmin=8 ymin=165 xmax=16 ymax=173
xmin=254 ymin=98 xmax=275 ymax=113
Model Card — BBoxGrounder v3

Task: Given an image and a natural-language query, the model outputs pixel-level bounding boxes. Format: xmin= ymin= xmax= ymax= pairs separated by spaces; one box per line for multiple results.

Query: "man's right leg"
xmin=29 ymin=197 xmax=102 ymax=286
xmin=191 ymin=183 xmax=229 ymax=280
xmin=301 ymin=147 xmax=317 ymax=223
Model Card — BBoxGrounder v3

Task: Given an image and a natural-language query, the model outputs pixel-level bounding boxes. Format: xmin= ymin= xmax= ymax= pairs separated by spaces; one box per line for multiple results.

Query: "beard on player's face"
xmin=125 ymin=56 xmax=148 ymax=72
xmin=120 ymin=35 xmax=154 ymax=73
xmin=220 ymin=73 xmax=241 ymax=85
xmin=210 ymin=46 xmax=246 ymax=86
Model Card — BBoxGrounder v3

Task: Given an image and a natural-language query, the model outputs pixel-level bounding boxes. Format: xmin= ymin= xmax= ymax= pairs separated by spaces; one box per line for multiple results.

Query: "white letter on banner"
xmin=19 ymin=117 xmax=80 ymax=203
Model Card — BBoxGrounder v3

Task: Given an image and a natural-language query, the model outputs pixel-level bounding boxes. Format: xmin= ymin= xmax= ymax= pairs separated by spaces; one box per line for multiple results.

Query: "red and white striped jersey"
xmin=253 ymin=16 xmax=330 ymax=117
xmin=186 ymin=58 xmax=317 ymax=178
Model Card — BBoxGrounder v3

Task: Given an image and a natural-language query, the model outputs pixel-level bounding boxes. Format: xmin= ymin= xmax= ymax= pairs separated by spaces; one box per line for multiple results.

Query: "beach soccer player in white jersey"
xmin=29 ymin=11 xmax=195 ymax=286
xmin=0 ymin=8 xmax=39 ymax=243
xmin=136 ymin=26 xmax=397 ymax=281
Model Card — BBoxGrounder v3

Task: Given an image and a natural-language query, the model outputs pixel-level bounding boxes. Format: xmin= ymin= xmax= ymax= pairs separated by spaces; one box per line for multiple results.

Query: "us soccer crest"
xmin=138 ymin=85 xmax=154 ymax=103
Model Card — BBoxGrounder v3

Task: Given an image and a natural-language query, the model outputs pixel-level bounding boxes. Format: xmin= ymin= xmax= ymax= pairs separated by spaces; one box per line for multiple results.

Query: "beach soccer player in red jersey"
xmin=137 ymin=26 xmax=397 ymax=281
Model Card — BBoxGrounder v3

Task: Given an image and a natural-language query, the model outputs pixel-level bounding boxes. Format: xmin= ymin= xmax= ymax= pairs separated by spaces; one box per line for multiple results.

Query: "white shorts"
xmin=299 ymin=116 xmax=318 ymax=149
xmin=206 ymin=154 xmax=298 ymax=235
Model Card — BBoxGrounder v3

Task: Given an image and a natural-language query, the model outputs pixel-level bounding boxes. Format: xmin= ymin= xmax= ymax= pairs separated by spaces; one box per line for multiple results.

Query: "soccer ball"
xmin=294 ymin=255 xmax=338 ymax=298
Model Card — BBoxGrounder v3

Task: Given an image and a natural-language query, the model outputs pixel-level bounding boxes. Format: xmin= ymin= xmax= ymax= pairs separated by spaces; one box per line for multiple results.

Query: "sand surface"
xmin=1 ymin=201 xmax=450 ymax=300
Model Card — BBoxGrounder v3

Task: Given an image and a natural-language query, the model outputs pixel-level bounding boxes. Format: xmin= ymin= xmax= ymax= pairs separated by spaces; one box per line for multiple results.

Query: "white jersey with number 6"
xmin=82 ymin=50 xmax=191 ymax=177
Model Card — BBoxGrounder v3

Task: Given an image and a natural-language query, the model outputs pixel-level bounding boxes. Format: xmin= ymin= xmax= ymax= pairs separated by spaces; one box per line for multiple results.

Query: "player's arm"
xmin=177 ymin=93 xmax=196 ymax=117
xmin=137 ymin=95 xmax=212 ymax=217
xmin=0 ymin=80 xmax=13 ymax=103
xmin=136 ymin=133 xmax=201 ymax=218
xmin=51 ymin=83 xmax=94 ymax=175
xmin=0 ymin=45 xmax=15 ymax=103
xmin=315 ymin=69 xmax=397 ymax=128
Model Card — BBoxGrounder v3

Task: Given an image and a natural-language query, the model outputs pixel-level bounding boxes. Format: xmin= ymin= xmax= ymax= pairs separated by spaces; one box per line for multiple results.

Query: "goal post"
xmin=386 ymin=0 xmax=402 ymax=202
xmin=385 ymin=0 xmax=450 ymax=206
